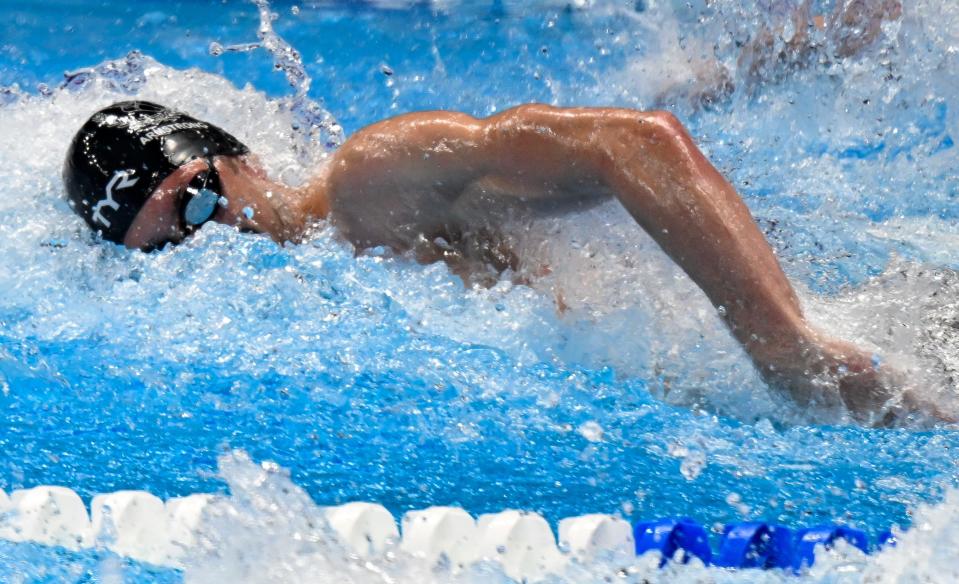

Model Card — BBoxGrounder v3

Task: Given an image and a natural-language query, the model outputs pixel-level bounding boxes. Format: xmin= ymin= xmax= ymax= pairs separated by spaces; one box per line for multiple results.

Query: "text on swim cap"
xmin=90 ymin=111 xmax=211 ymax=146
xmin=139 ymin=121 xmax=209 ymax=145
xmin=92 ymin=170 xmax=139 ymax=228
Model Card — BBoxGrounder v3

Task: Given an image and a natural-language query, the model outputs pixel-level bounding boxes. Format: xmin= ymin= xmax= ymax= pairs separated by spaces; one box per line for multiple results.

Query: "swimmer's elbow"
xmin=644 ymin=110 xmax=684 ymax=133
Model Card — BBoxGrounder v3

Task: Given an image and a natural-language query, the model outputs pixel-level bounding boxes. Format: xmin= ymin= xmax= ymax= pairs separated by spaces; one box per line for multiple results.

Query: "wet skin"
xmin=123 ymin=104 xmax=948 ymax=425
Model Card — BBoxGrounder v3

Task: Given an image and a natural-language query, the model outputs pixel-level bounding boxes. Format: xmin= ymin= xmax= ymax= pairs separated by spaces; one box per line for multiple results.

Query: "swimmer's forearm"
xmin=482 ymin=106 xmax=913 ymax=417
xmin=497 ymin=107 xmax=917 ymax=418
xmin=482 ymin=106 xmax=810 ymax=354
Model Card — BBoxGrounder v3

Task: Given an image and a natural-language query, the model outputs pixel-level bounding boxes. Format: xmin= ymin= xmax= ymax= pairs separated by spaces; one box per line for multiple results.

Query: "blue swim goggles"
xmin=179 ymin=157 xmax=225 ymax=232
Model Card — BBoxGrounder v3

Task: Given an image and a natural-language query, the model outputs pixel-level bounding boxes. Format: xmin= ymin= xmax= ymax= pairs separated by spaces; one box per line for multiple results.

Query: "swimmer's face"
xmin=123 ymin=155 xmax=291 ymax=251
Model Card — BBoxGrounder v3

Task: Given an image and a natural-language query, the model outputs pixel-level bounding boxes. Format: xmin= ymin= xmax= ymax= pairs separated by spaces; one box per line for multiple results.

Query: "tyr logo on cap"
xmin=92 ymin=170 xmax=139 ymax=228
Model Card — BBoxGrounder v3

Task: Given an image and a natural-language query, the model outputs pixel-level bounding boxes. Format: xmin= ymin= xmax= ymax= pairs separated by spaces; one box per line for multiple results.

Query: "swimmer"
xmin=63 ymin=100 xmax=946 ymax=425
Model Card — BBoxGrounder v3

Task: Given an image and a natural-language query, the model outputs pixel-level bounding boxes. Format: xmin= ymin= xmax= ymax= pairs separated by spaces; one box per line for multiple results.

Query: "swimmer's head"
xmin=63 ymin=100 xmax=249 ymax=243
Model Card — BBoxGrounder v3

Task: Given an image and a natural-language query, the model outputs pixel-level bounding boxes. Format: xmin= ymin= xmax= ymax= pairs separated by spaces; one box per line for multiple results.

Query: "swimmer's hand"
xmin=824 ymin=340 xmax=957 ymax=427
xmin=835 ymin=368 xmax=957 ymax=428
xmin=759 ymin=334 xmax=957 ymax=427
xmin=878 ymin=387 xmax=958 ymax=428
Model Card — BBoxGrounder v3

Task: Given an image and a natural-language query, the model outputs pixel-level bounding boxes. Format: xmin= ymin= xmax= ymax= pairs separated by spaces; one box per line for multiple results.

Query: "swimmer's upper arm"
xmin=324 ymin=105 xmax=618 ymax=241
xmin=322 ymin=111 xmax=489 ymax=247
xmin=339 ymin=110 xmax=484 ymax=159
xmin=327 ymin=110 xmax=487 ymax=197
xmin=471 ymin=104 xmax=617 ymax=205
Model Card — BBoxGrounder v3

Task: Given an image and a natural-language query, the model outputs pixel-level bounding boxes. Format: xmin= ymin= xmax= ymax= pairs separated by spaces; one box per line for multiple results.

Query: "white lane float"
xmin=91 ymin=490 xmax=170 ymax=565
xmin=558 ymin=513 xmax=635 ymax=563
xmin=2 ymin=486 xmax=91 ymax=550
xmin=0 ymin=484 xmax=642 ymax=581
xmin=323 ymin=501 xmax=399 ymax=557
xmin=165 ymin=493 xmax=217 ymax=565
xmin=475 ymin=510 xmax=567 ymax=581
xmin=400 ymin=506 xmax=477 ymax=567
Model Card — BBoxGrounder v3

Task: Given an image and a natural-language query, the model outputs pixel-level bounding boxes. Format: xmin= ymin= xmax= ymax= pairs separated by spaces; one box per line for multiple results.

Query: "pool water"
xmin=1 ymin=0 xmax=958 ymax=581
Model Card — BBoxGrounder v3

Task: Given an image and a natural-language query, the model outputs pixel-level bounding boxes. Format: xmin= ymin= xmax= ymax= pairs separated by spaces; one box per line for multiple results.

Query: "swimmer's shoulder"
xmin=316 ymin=114 xmax=490 ymax=247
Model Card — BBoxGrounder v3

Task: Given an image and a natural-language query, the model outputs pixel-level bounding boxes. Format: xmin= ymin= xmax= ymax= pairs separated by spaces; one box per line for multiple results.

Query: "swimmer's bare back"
xmin=290 ymin=104 xmax=946 ymax=425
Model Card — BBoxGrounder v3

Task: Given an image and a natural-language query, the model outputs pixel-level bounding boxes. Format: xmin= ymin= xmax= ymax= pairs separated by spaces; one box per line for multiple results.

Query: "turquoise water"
xmin=1 ymin=0 xmax=958 ymax=581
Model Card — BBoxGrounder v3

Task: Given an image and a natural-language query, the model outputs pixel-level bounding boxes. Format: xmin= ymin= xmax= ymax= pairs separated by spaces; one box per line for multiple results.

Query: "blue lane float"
xmin=792 ymin=525 xmax=869 ymax=571
xmin=634 ymin=518 xmax=713 ymax=566
xmin=715 ymin=522 xmax=793 ymax=569
xmin=635 ymin=518 xmax=886 ymax=572
xmin=877 ymin=530 xmax=898 ymax=549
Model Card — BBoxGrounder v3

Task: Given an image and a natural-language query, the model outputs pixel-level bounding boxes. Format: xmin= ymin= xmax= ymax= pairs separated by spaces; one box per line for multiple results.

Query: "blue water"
xmin=1 ymin=0 xmax=959 ymax=581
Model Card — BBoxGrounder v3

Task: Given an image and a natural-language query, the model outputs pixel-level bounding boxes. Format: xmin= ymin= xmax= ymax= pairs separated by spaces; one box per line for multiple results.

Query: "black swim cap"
xmin=63 ymin=101 xmax=249 ymax=243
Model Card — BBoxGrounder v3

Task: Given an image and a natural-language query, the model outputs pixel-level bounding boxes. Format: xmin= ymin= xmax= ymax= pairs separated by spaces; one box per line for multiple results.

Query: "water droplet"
xmin=577 ymin=420 xmax=604 ymax=442
xmin=679 ymin=451 xmax=706 ymax=481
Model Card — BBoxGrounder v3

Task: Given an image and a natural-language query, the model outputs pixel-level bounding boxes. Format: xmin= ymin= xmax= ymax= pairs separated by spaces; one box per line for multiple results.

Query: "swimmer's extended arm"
xmin=319 ymin=104 xmax=935 ymax=423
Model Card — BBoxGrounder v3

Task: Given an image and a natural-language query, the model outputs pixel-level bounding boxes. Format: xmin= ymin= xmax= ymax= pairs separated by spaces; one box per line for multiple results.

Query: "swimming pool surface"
xmin=1 ymin=0 xmax=959 ymax=581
